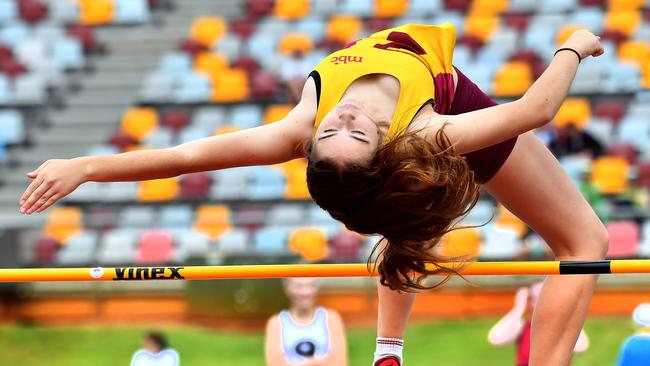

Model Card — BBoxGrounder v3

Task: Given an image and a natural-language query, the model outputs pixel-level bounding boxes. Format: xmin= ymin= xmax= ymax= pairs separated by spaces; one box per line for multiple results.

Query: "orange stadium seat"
xmin=463 ymin=13 xmax=498 ymax=42
xmin=289 ymin=227 xmax=328 ymax=262
xmin=282 ymin=159 xmax=310 ymax=200
xmin=120 ymin=107 xmax=159 ymax=142
xmin=492 ymin=61 xmax=532 ymax=97
xmin=273 ymin=0 xmax=309 ymax=20
xmin=264 ymin=104 xmax=294 ymax=124
xmin=556 ymin=25 xmax=586 ymax=46
xmin=375 ymin=0 xmax=408 ymax=18
xmin=77 ymin=0 xmax=114 ymax=25
xmin=211 ymin=68 xmax=249 ymax=103
xmin=43 ymin=207 xmax=83 ymax=243
xmin=214 ymin=125 xmax=241 ymax=135
xmin=604 ymin=10 xmax=641 ymax=36
xmin=496 ymin=205 xmax=528 ymax=237
xmin=607 ymin=0 xmax=644 ymax=11
xmin=194 ymin=205 xmax=231 ymax=240
xmin=190 ymin=17 xmax=227 ymax=48
xmin=618 ymin=41 xmax=650 ymax=88
xmin=438 ymin=227 xmax=481 ymax=259
xmin=591 ymin=156 xmax=629 ymax=194
xmin=469 ymin=0 xmax=508 ymax=14
xmin=194 ymin=52 xmax=229 ymax=82
xmin=137 ymin=177 xmax=180 ymax=202
xmin=326 ymin=15 xmax=362 ymax=44
xmin=279 ymin=33 xmax=313 ymax=55
xmin=553 ymin=98 xmax=592 ymax=129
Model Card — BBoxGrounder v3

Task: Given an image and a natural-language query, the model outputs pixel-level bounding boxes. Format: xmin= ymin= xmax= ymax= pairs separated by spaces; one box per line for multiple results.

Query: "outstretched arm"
xmin=418 ymin=30 xmax=603 ymax=154
xmin=20 ymin=79 xmax=318 ymax=214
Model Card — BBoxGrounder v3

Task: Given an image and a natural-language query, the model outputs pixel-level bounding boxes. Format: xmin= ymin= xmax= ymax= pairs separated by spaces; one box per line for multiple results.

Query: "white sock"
xmin=373 ymin=337 xmax=403 ymax=364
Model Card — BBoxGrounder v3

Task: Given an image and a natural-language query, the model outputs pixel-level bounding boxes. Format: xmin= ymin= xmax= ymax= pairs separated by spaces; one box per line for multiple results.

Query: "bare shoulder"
xmin=283 ymin=77 xmax=318 ymax=144
xmin=325 ymin=308 xmax=344 ymax=325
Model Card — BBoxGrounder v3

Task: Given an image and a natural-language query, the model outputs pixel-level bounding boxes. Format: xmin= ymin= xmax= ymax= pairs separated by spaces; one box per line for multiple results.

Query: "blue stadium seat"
xmin=307 ymin=204 xmax=335 ymax=224
xmin=0 ymin=110 xmax=24 ymax=144
xmin=213 ymin=35 xmax=241 ymax=61
xmin=66 ymin=181 xmax=101 ymax=203
xmin=635 ymin=24 xmax=650 ymax=43
xmin=618 ymin=116 xmax=649 ymax=152
xmin=98 ymin=229 xmax=139 ymax=265
xmin=58 ymin=231 xmax=98 ymax=265
xmin=523 ymin=24 xmax=556 ymax=56
xmin=246 ymin=33 xmax=278 ymax=63
xmin=160 ymin=206 xmax=194 ymax=228
xmin=218 ymin=228 xmax=249 ymax=254
xmin=295 ymin=16 xmax=326 ymax=42
xmin=230 ymin=105 xmax=262 ymax=129
xmin=253 ymin=225 xmax=290 ymax=253
xmin=119 ymin=206 xmax=157 ymax=228
xmin=174 ymin=72 xmax=211 ymax=103
xmin=0 ymin=23 xmax=29 ymax=49
xmin=159 ymin=52 xmax=193 ymax=79
xmin=570 ymin=58 xmax=603 ymax=95
xmin=101 ymin=182 xmax=138 ymax=202
xmin=485 ymin=27 xmax=519 ymax=58
xmin=311 ymin=0 xmax=337 ymax=15
xmin=140 ymin=72 xmax=175 ymax=103
xmin=628 ymin=102 xmax=650 ymax=119
xmin=114 ymin=0 xmax=150 ymax=24
xmin=176 ymin=229 xmax=210 ymax=257
xmin=210 ymin=167 xmax=251 ymax=200
xmin=601 ymin=62 xmax=642 ymax=94
xmin=193 ymin=106 xmax=227 ymax=131
xmin=406 ymin=0 xmax=443 ymax=17
xmin=571 ymin=7 xmax=604 ymax=34
xmin=51 ymin=37 xmax=84 ymax=70
xmin=0 ymin=0 xmax=17 ymax=23
xmin=464 ymin=200 xmax=494 ymax=226
xmin=0 ymin=74 xmax=11 ymax=104
xmin=584 ymin=117 xmax=614 ymax=146
xmin=560 ymin=155 xmax=592 ymax=183
xmin=339 ymin=0 xmax=373 ymax=17
xmin=178 ymin=126 xmax=211 ymax=144
xmin=452 ymin=45 xmax=472 ymax=71
xmin=13 ymin=74 xmax=47 ymax=105
xmin=48 ymin=0 xmax=79 ymax=23
xmin=537 ymin=0 xmax=577 ymax=13
xmin=475 ymin=48 xmax=508 ymax=72
xmin=143 ymin=127 xmax=174 ymax=148
xmin=480 ymin=225 xmax=521 ymax=260
xmin=86 ymin=144 xmax=119 ymax=156
xmin=248 ymin=166 xmax=286 ymax=200
xmin=268 ymin=204 xmax=305 ymax=225
xmin=432 ymin=12 xmax=464 ymax=33
xmin=508 ymin=0 xmax=537 ymax=12
xmin=460 ymin=62 xmax=494 ymax=94
xmin=257 ymin=17 xmax=291 ymax=35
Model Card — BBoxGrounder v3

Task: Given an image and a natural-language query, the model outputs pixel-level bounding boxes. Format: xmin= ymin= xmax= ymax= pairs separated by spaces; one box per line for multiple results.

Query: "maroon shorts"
xmin=449 ymin=67 xmax=518 ymax=183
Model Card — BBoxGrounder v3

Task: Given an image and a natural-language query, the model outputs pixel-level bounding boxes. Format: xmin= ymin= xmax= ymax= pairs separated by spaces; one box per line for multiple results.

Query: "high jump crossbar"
xmin=1 ymin=260 xmax=650 ymax=282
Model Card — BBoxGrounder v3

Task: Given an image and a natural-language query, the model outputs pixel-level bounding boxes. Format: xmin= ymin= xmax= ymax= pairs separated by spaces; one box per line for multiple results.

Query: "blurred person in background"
xmin=488 ymin=282 xmax=589 ymax=366
xmin=549 ymin=123 xmax=603 ymax=158
xmin=265 ymin=277 xmax=347 ymax=366
xmin=281 ymin=50 xmax=312 ymax=103
xmin=617 ymin=303 xmax=650 ymax=366
xmin=131 ymin=331 xmax=179 ymax=366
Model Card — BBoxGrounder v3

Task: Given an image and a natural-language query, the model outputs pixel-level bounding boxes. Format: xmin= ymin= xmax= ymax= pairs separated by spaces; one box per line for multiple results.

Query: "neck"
xmin=290 ymin=306 xmax=316 ymax=322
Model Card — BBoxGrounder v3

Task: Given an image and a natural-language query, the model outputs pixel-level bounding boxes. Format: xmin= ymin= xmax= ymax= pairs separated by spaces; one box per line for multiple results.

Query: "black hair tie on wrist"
xmin=554 ymin=48 xmax=582 ymax=63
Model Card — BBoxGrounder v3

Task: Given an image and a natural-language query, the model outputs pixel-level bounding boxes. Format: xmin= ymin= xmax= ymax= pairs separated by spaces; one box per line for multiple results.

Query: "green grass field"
xmin=0 ymin=317 xmax=634 ymax=365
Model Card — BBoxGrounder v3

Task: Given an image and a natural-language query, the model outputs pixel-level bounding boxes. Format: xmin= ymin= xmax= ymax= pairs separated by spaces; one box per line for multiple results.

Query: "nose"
xmin=338 ymin=109 xmax=356 ymax=123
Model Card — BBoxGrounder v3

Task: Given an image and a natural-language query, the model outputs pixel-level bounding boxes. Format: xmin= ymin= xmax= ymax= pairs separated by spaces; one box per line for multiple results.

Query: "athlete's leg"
xmin=484 ymin=132 xmax=608 ymax=366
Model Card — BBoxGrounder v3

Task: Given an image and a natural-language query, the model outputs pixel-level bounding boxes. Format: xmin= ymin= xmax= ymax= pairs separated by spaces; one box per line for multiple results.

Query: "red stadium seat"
xmin=137 ymin=230 xmax=174 ymax=264
xmin=0 ymin=58 xmax=27 ymax=79
xmin=637 ymin=162 xmax=650 ymax=189
xmin=580 ymin=0 xmax=604 ymax=5
xmin=108 ymin=131 xmax=138 ymax=152
xmin=606 ymin=221 xmax=639 ymax=258
xmin=230 ymin=17 xmax=256 ymax=39
xmin=250 ymin=71 xmax=280 ymax=101
xmin=19 ymin=0 xmax=48 ymax=23
xmin=180 ymin=172 xmax=212 ymax=200
xmin=67 ymin=25 xmax=97 ymax=53
xmin=365 ymin=18 xmax=393 ymax=34
xmin=503 ymin=13 xmax=529 ymax=32
xmin=594 ymin=99 xmax=626 ymax=124
xmin=233 ymin=56 xmax=260 ymax=78
xmin=246 ymin=0 xmax=273 ymax=18
xmin=444 ymin=0 xmax=470 ymax=11
xmin=0 ymin=44 xmax=12 ymax=61
xmin=161 ymin=108 xmax=190 ymax=133
xmin=33 ymin=236 xmax=59 ymax=264
xmin=456 ymin=34 xmax=483 ymax=52
xmin=606 ymin=143 xmax=638 ymax=164
xmin=599 ymin=30 xmax=626 ymax=46
xmin=329 ymin=231 xmax=363 ymax=261
xmin=177 ymin=39 xmax=209 ymax=57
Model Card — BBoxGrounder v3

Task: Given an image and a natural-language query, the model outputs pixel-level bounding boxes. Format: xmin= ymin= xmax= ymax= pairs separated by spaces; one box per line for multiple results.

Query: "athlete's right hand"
xmin=560 ymin=29 xmax=604 ymax=60
xmin=19 ymin=158 xmax=87 ymax=214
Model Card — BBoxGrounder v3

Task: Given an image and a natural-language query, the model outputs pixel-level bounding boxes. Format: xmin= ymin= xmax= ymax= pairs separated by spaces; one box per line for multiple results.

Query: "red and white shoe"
xmin=374 ymin=355 xmax=401 ymax=366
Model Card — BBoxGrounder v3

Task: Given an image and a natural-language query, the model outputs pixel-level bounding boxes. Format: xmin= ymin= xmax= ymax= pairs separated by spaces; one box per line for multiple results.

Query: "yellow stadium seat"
xmin=556 ymin=25 xmax=586 ymax=46
xmin=279 ymin=33 xmax=313 ymax=55
xmin=273 ymin=0 xmax=309 ymax=19
xmin=281 ymin=159 xmax=311 ymax=200
xmin=120 ymin=107 xmax=159 ymax=142
xmin=605 ymin=11 xmax=641 ymax=36
xmin=470 ymin=0 xmax=508 ymax=14
xmin=591 ymin=157 xmax=629 ymax=194
xmin=438 ymin=227 xmax=481 ymax=259
xmin=492 ymin=61 xmax=532 ymax=97
xmin=214 ymin=125 xmax=241 ymax=135
xmin=211 ymin=68 xmax=249 ymax=103
xmin=194 ymin=52 xmax=229 ymax=82
xmin=375 ymin=0 xmax=408 ymax=18
xmin=190 ymin=17 xmax=227 ymax=47
xmin=78 ymin=0 xmax=113 ymax=25
xmin=289 ymin=227 xmax=328 ymax=262
xmin=496 ymin=205 xmax=527 ymax=237
xmin=464 ymin=14 xmax=498 ymax=42
xmin=553 ymin=98 xmax=592 ymax=129
xmin=607 ymin=0 xmax=644 ymax=11
xmin=618 ymin=40 xmax=650 ymax=88
xmin=44 ymin=207 xmax=83 ymax=243
xmin=137 ymin=178 xmax=180 ymax=202
xmin=264 ymin=104 xmax=294 ymax=124
xmin=194 ymin=205 xmax=231 ymax=240
xmin=326 ymin=15 xmax=362 ymax=44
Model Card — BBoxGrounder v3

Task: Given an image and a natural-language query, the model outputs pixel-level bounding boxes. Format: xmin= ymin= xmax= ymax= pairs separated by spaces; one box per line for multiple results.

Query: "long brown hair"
xmin=306 ymin=127 xmax=480 ymax=292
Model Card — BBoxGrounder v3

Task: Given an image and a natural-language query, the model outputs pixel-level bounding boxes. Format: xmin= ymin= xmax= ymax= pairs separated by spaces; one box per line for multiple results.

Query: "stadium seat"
xmin=180 ymin=172 xmax=212 ymax=200
xmin=608 ymin=0 xmax=644 ymax=11
xmin=273 ymin=0 xmax=309 ymax=19
xmin=143 ymin=127 xmax=173 ymax=149
xmin=120 ymin=107 xmax=159 ymax=142
xmin=44 ymin=207 xmax=83 ymax=243
xmin=618 ymin=116 xmax=650 ymax=152
xmin=114 ymin=0 xmax=150 ymax=24
xmin=102 ymin=182 xmax=138 ymax=202
xmin=98 ymin=229 xmax=138 ymax=265
xmin=217 ymin=228 xmax=249 ymax=254
xmin=571 ymin=7 xmax=605 ymax=34
xmin=190 ymin=17 xmax=227 ymax=48
xmin=211 ymin=68 xmax=249 ymax=103
xmin=210 ymin=167 xmax=251 ymax=200
xmin=439 ymin=227 xmax=481 ymax=259
xmin=590 ymin=156 xmax=629 ymax=194
xmin=161 ymin=108 xmax=190 ymax=133
xmin=375 ymin=0 xmax=407 ymax=17
xmin=464 ymin=200 xmax=494 ymax=225
xmin=0 ymin=0 xmax=17 ymax=23
xmin=329 ymin=231 xmax=363 ymax=261
xmin=246 ymin=0 xmax=273 ymax=17
xmin=51 ymin=37 xmax=84 ymax=70
xmin=496 ymin=205 xmax=527 ymax=236
xmin=194 ymin=52 xmax=229 ymax=82
xmin=605 ymin=10 xmax=641 ymax=36
xmin=57 ymin=230 xmax=98 ymax=265
xmin=295 ymin=17 xmax=326 ymax=42
xmin=281 ymin=159 xmax=310 ymax=200
xmin=139 ymin=72 xmax=174 ymax=103
xmin=230 ymin=105 xmax=262 ymax=129
xmin=606 ymin=143 xmax=638 ymax=164
xmin=553 ymin=98 xmax=591 ymax=129
xmin=289 ymin=227 xmax=328 ymax=262
xmin=174 ymin=72 xmax=211 ymax=103
xmin=78 ymin=0 xmax=114 ymax=25
xmin=159 ymin=205 xmax=194 ymax=229
xmin=464 ymin=13 xmax=498 ymax=42
xmin=618 ymin=40 xmax=650 ymax=88
xmin=119 ymin=206 xmax=156 ymax=228
xmin=480 ymin=225 xmax=521 ymax=260
xmin=0 ymin=110 xmax=24 ymax=144
xmin=537 ymin=0 xmax=577 ymax=12
xmin=137 ymin=177 xmax=180 ymax=202
xmin=250 ymin=71 xmax=279 ymax=101
xmin=67 ymin=25 xmax=96 ymax=53
xmin=137 ymin=230 xmax=174 ymax=264
xmin=606 ymin=221 xmax=639 ymax=258
xmin=253 ymin=225 xmax=290 ymax=253
xmin=159 ymin=52 xmax=193 ymax=79
xmin=268 ymin=204 xmax=304 ymax=225
xmin=560 ymin=155 xmax=592 ymax=182
xmin=230 ymin=18 xmax=255 ymax=40
xmin=585 ymin=117 xmax=614 ymax=145
xmin=601 ymin=62 xmax=642 ymax=93
xmin=471 ymin=0 xmax=508 ymax=13
xmin=326 ymin=15 xmax=362 ymax=44
xmin=594 ymin=98 xmax=626 ymax=124
xmin=192 ymin=106 xmax=226 ymax=131
xmin=33 ymin=236 xmax=59 ymax=264
xmin=638 ymin=221 xmax=650 ymax=257
xmin=248 ymin=166 xmax=286 ymax=200
xmin=13 ymin=74 xmax=47 ymax=105
xmin=263 ymin=104 xmax=293 ymax=124
xmin=194 ymin=204 xmax=231 ymax=240
xmin=177 ymin=230 xmax=210 ymax=257
xmin=492 ymin=61 xmax=532 ymax=97
xmin=178 ymin=126 xmax=210 ymax=145
xmin=279 ymin=33 xmax=313 ymax=55
xmin=85 ymin=207 xmax=118 ymax=231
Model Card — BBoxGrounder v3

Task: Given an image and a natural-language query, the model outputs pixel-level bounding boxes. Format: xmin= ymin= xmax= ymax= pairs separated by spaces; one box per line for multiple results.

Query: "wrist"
xmin=555 ymin=47 xmax=582 ymax=63
xmin=73 ymin=156 xmax=94 ymax=183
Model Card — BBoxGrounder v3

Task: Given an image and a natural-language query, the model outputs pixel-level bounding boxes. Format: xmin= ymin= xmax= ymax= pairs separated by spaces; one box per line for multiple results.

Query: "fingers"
xmin=26 ymin=160 xmax=50 ymax=180
xmin=20 ymin=161 xmax=50 ymax=205
xmin=32 ymin=193 xmax=60 ymax=214
xmin=20 ymin=177 xmax=51 ymax=214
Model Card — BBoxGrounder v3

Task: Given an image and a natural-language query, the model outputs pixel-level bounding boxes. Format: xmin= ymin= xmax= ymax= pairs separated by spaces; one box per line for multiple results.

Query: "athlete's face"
xmin=312 ymin=101 xmax=382 ymax=165
xmin=285 ymin=277 xmax=319 ymax=311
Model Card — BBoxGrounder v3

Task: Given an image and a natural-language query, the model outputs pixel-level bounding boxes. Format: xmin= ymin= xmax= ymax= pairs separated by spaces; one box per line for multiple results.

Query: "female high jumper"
xmin=19 ymin=24 xmax=605 ymax=366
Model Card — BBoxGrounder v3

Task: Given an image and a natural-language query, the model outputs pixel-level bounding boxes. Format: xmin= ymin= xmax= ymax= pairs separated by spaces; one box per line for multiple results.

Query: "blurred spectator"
xmin=620 ymin=174 xmax=650 ymax=211
xmin=533 ymin=124 xmax=557 ymax=148
xmin=488 ymin=282 xmax=589 ymax=366
xmin=265 ymin=277 xmax=347 ymax=365
xmin=549 ymin=123 xmax=603 ymax=158
xmin=280 ymin=51 xmax=311 ymax=103
xmin=130 ymin=331 xmax=179 ymax=366
xmin=617 ymin=303 xmax=650 ymax=366
xmin=578 ymin=172 xmax=608 ymax=221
